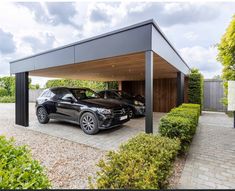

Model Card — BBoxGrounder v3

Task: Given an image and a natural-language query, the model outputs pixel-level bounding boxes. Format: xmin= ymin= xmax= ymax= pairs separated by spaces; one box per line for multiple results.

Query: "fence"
xmin=203 ymin=79 xmax=226 ymax=112
xmin=29 ymin=89 xmax=43 ymax=102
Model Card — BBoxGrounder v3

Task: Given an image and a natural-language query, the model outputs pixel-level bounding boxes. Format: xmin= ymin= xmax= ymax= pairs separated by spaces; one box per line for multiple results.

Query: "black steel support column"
xmin=234 ymin=111 xmax=235 ymax=128
xmin=145 ymin=50 xmax=153 ymax=133
xmin=15 ymin=72 xmax=29 ymax=127
xmin=177 ymin=71 xmax=185 ymax=106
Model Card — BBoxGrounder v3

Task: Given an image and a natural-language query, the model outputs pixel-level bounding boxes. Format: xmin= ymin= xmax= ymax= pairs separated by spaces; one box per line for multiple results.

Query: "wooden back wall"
xmin=122 ymin=78 xmax=188 ymax=112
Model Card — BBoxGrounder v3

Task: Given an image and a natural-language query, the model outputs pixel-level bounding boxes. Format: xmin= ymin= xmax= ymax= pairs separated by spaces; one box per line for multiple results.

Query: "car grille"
xmin=113 ymin=108 xmax=128 ymax=116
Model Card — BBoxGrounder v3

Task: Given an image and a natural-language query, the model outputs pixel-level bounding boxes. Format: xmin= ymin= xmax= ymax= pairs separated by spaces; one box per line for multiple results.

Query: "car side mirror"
xmin=63 ymin=96 xmax=75 ymax=103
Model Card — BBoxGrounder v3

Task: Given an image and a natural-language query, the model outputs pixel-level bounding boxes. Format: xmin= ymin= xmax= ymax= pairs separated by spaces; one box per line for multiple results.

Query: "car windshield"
xmin=116 ymin=91 xmax=133 ymax=99
xmin=71 ymin=89 xmax=100 ymax=100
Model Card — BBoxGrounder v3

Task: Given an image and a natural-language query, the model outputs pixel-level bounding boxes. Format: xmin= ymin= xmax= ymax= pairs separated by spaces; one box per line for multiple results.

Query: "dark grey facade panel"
xmin=9 ymin=20 xmax=190 ymax=75
xmin=11 ymin=46 xmax=75 ymax=74
xmin=15 ymin=72 xmax=29 ymax=127
xmin=75 ymin=24 xmax=152 ymax=63
xmin=10 ymin=57 xmax=36 ymax=74
xmin=34 ymin=46 xmax=75 ymax=70
xmin=151 ymin=26 xmax=190 ymax=75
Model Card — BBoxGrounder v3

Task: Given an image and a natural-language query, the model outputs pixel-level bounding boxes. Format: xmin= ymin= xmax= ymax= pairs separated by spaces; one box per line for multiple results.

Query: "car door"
xmin=55 ymin=89 xmax=76 ymax=121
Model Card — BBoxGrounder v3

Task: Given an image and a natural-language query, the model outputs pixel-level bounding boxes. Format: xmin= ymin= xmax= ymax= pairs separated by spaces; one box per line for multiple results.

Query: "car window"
xmin=117 ymin=91 xmax=132 ymax=99
xmin=40 ymin=90 xmax=51 ymax=98
xmin=48 ymin=91 xmax=55 ymax=98
xmin=61 ymin=90 xmax=75 ymax=100
xmin=40 ymin=91 xmax=47 ymax=97
xmin=98 ymin=91 xmax=105 ymax=98
xmin=72 ymin=89 xmax=100 ymax=100
xmin=106 ymin=91 xmax=118 ymax=99
xmin=51 ymin=88 xmax=71 ymax=99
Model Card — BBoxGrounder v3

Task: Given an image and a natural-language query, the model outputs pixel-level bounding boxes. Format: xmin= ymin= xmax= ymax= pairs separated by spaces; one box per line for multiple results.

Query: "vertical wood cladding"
xmin=122 ymin=78 xmax=188 ymax=112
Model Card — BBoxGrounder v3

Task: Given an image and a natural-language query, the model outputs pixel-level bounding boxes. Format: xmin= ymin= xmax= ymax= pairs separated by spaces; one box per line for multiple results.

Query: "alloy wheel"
xmin=129 ymin=109 xmax=133 ymax=118
xmin=82 ymin=115 xmax=95 ymax=131
xmin=38 ymin=108 xmax=46 ymax=122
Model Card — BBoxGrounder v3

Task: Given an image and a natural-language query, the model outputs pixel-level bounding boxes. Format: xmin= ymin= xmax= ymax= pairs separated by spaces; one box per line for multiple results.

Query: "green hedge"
xmin=168 ymin=107 xmax=198 ymax=127
xmin=90 ymin=133 xmax=180 ymax=189
xmin=180 ymin=103 xmax=201 ymax=118
xmin=159 ymin=103 xmax=200 ymax=153
xmin=0 ymin=87 xmax=8 ymax=97
xmin=159 ymin=115 xmax=193 ymax=152
xmin=0 ymin=136 xmax=51 ymax=189
xmin=188 ymin=69 xmax=204 ymax=112
xmin=0 ymin=96 xmax=15 ymax=103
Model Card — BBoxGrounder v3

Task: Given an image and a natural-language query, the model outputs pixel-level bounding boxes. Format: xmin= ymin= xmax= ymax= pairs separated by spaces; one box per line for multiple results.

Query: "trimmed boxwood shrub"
xmin=168 ymin=107 xmax=198 ymax=127
xmin=0 ymin=136 xmax=51 ymax=189
xmin=159 ymin=103 xmax=200 ymax=153
xmin=180 ymin=103 xmax=201 ymax=118
xmin=188 ymin=69 xmax=203 ymax=112
xmin=159 ymin=115 xmax=193 ymax=153
xmin=90 ymin=133 xmax=180 ymax=189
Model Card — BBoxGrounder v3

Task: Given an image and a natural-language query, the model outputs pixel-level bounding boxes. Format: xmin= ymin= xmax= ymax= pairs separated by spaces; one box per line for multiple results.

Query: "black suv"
xmin=36 ymin=87 xmax=130 ymax=135
xmin=98 ymin=90 xmax=145 ymax=118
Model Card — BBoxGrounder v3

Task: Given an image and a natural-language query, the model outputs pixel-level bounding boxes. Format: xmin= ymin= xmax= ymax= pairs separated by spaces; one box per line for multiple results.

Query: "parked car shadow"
xmin=48 ymin=119 xmax=126 ymax=134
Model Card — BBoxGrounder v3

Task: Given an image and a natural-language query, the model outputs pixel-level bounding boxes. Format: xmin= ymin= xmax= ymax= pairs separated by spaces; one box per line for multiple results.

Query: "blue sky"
xmin=0 ymin=1 xmax=234 ymax=86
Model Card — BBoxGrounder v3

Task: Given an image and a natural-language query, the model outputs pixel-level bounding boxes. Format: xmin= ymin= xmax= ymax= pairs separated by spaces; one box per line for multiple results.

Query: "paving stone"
xmin=179 ymin=111 xmax=235 ymax=189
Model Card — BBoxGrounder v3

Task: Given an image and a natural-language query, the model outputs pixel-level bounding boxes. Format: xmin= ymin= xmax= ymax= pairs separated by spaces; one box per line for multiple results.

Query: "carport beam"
xmin=15 ymin=72 xmax=29 ymax=127
xmin=177 ymin=72 xmax=185 ymax=106
xmin=145 ymin=50 xmax=153 ymax=133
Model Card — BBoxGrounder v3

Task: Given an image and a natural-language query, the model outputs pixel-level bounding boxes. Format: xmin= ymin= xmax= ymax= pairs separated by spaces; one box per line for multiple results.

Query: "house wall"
xmin=122 ymin=77 xmax=188 ymax=112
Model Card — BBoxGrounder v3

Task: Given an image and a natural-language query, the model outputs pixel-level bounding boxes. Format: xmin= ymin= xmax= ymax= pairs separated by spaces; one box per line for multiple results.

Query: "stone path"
xmin=178 ymin=111 xmax=235 ymax=189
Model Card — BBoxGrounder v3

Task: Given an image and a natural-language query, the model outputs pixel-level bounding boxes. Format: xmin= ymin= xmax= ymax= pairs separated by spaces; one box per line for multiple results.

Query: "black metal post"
xmin=177 ymin=72 xmax=185 ymax=106
xmin=145 ymin=50 xmax=153 ymax=133
xmin=234 ymin=111 xmax=235 ymax=128
xmin=15 ymin=72 xmax=29 ymax=127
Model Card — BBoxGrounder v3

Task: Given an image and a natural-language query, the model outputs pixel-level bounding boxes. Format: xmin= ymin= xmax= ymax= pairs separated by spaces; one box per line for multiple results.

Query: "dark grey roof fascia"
xmin=150 ymin=20 xmax=190 ymax=70
xmin=10 ymin=19 xmax=190 ymax=72
xmin=10 ymin=20 xmax=153 ymax=64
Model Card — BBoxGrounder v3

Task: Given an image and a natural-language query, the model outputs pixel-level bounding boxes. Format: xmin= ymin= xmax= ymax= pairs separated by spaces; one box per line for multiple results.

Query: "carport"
xmin=10 ymin=19 xmax=190 ymax=133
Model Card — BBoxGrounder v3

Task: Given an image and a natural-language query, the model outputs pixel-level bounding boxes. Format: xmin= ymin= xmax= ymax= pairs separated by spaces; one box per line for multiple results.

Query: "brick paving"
xmin=178 ymin=111 xmax=235 ymax=189
xmin=23 ymin=103 xmax=164 ymax=150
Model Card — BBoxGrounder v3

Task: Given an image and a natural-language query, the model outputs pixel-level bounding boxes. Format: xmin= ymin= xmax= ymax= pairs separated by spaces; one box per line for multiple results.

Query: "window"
xmin=61 ymin=91 xmax=75 ymax=100
xmin=71 ymin=89 xmax=100 ymax=100
xmin=52 ymin=88 xmax=70 ymax=99
xmin=98 ymin=91 xmax=105 ymax=98
xmin=116 ymin=91 xmax=132 ymax=99
xmin=40 ymin=90 xmax=52 ymax=98
xmin=106 ymin=91 xmax=119 ymax=99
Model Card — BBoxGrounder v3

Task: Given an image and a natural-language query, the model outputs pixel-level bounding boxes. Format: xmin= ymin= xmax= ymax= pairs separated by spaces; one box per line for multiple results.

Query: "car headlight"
xmin=97 ymin=108 xmax=112 ymax=115
xmin=134 ymin=100 xmax=144 ymax=106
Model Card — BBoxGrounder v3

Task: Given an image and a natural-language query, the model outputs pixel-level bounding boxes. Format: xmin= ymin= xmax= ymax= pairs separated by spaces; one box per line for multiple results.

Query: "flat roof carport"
xmin=10 ymin=19 xmax=190 ymax=133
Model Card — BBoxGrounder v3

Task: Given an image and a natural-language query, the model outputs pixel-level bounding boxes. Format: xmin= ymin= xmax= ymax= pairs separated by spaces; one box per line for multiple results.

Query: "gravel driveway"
xmin=0 ymin=103 xmax=105 ymax=189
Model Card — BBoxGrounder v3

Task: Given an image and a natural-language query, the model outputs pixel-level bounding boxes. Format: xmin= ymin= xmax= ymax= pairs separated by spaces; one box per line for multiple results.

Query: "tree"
xmin=217 ymin=15 xmax=235 ymax=105
xmin=0 ymin=76 xmax=15 ymax=96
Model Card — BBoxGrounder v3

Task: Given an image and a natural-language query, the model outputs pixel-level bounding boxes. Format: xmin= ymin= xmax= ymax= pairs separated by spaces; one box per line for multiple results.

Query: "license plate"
xmin=120 ymin=115 xmax=128 ymax=121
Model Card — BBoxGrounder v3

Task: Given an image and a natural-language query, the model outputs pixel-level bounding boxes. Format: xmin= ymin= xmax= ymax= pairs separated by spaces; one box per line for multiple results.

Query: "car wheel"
xmin=37 ymin=107 xmax=49 ymax=124
xmin=80 ymin=112 xmax=99 ymax=135
xmin=128 ymin=108 xmax=134 ymax=118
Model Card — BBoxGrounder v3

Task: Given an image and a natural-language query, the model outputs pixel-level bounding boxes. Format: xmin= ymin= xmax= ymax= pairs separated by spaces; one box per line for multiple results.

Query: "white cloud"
xmin=184 ymin=32 xmax=198 ymax=41
xmin=180 ymin=46 xmax=222 ymax=78
xmin=0 ymin=1 xmax=235 ymax=86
